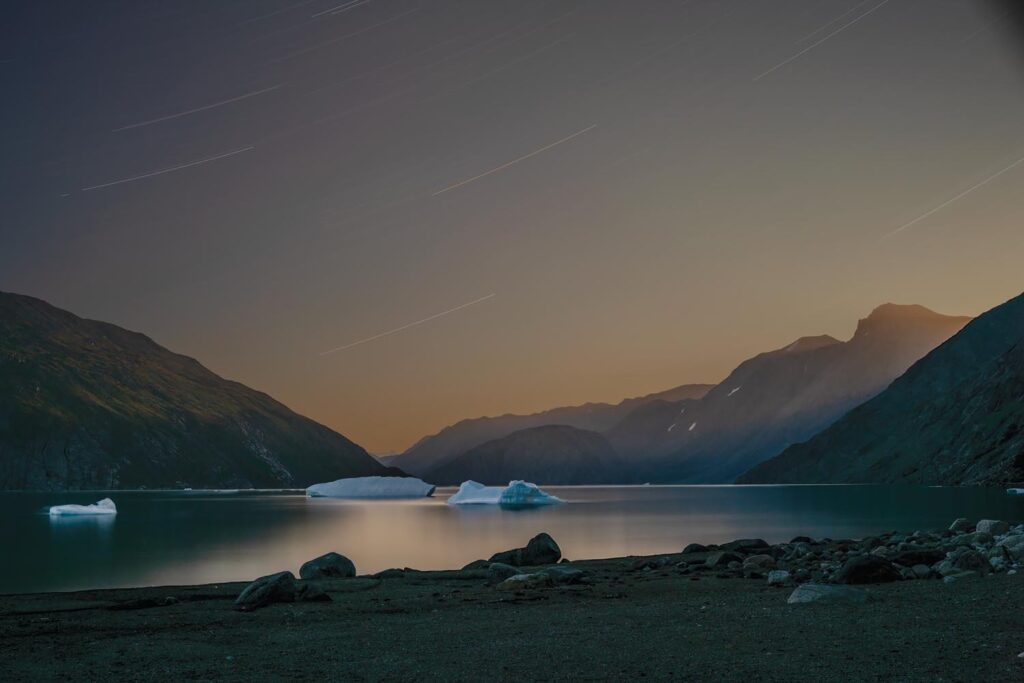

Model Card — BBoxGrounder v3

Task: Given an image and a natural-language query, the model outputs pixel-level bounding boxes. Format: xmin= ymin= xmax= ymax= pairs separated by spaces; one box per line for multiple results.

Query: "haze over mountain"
xmin=390 ymin=383 xmax=713 ymax=477
xmin=403 ymin=303 xmax=970 ymax=485
xmin=0 ymin=292 xmax=395 ymax=491
xmin=740 ymin=292 xmax=1024 ymax=485
xmin=427 ymin=425 xmax=621 ymax=486
xmin=614 ymin=304 xmax=972 ymax=483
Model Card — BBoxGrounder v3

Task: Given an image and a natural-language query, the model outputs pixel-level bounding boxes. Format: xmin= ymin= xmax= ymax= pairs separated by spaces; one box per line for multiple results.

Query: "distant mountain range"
xmin=0 ymin=292 xmax=396 ymax=490
xmin=740 ymin=292 xmax=1024 ymax=485
xmin=616 ymin=304 xmax=972 ymax=483
xmin=388 ymin=383 xmax=714 ymax=478
xmin=427 ymin=425 xmax=622 ymax=485
xmin=397 ymin=303 xmax=970 ymax=485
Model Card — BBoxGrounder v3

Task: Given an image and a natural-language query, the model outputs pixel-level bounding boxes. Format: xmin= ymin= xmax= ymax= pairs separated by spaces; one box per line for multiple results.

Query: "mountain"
xmin=0 ymin=291 xmax=396 ymax=490
xmin=389 ymin=383 xmax=713 ymax=477
xmin=739 ymin=292 xmax=1024 ymax=485
xmin=426 ymin=425 xmax=621 ymax=485
xmin=608 ymin=304 xmax=972 ymax=483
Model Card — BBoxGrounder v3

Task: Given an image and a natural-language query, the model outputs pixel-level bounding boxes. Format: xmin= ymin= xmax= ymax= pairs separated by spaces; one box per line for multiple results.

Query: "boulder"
xmin=911 ymin=564 xmax=932 ymax=580
xmin=834 ymin=555 xmax=902 ymax=584
xmin=787 ymin=584 xmax=870 ymax=605
xmin=976 ymin=520 xmax=1010 ymax=535
xmin=681 ymin=543 xmax=709 ymax=554
xmin=299 ymin=552 xmax=356 ymax=580
xmin=705 ymin=551 xmax=743 ymax=568
xmin=767 ymin=570 xmax=791 ymax=586
xmin=952 ymin=549 xmax=990 ymax=575
xmin=720 ymin=539 xmax=770 ymax=554
xmin=488 ymin=533 xmax=561 ymax=567
xmin=997 ymin=534 xmax=1024 ymax=560
xmin=790 ymin=536 xmax=814 ymax=544
xmin=462 ymin=559 xmax=490 ymax=571
xmin=966 ymin=531 xmax=995 ymax=546
xmin=234 ymin=572 xmax=331 ymax=611
xmin=488 ymin=562 xmax=520 ymax=582
xmin=743 ymin=554 xmax=776 ymax=570
xmin=539 ymin=566 xmax=587 ymax=585
xmin=949 ymin=518 xmax=974 ymax=533
xmin=892 ymin=548 xmax=944 ymax=567
xmin=495 ymin=572 xmax=553 ymax=591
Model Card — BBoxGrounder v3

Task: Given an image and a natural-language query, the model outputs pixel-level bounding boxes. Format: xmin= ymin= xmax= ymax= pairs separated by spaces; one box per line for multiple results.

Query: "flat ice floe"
xmin=306 ymin=476 xmax=436 ymax=499
xmin=1008 ymin=488 xmax=1024 ymax=495
xmin=447 ymin=480 xmax=564 ymax=506
xmin=49 ymin=498 xmax=117 ymax=516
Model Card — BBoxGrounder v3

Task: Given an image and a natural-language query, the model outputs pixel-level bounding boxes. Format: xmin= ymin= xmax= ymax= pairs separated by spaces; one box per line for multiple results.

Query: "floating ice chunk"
xmin=49 ymin=498 xmax=117 ymax=516
xmin=447 ymin=480 xmax=564 ymax=506
xmin=689 ymin=422 xmax=697 ymax=431
xmin=306 ymin=476 xmax=436 ymax=499
xmin=1008 ymin=488 xmax=1024 ymax=495
xmin=667 ymin=422 xmax=677 ymax=432
xmin=727 ymin=386 xmax=742 ymax=396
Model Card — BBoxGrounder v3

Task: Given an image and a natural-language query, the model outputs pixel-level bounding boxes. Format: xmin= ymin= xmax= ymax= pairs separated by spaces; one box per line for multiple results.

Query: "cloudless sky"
xmin=2 ymin=0 xmax=1023 ymax=452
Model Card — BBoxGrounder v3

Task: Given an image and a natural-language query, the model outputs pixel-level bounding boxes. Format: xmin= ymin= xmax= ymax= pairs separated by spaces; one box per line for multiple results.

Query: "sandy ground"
xmin=2 ymin=556 xmax=1023 ymax=682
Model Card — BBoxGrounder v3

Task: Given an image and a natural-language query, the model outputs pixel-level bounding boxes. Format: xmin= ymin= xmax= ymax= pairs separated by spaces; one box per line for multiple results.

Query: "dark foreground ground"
xmin=1 ymin=555 xmax=1023 ymax=682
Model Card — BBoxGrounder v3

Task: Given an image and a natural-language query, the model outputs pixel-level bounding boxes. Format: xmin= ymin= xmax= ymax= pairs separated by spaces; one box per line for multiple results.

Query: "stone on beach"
xmin=787 ymin=584 xmax=871 ymax=604
xmin=833 ymin=555 xmax=901 ymax=584
xmin=488 ymin=533 xmax=562 ymax=567
xmin=705 ymin=551 xmax=743 ymax=568
xmin=975 ymin=519 xmax=1010 ymax=535
xmin=720 ymin=539 xmax=770 ymax=554
xmin=299 ymin=552 xmax=356 ymax=580
xmin=234 ymin=571 xmax=330 ymax=611
xmin=495 ymin=572 xmax=554 ymax=591
xmin=767 ymin=570 xmax=791 ymax=586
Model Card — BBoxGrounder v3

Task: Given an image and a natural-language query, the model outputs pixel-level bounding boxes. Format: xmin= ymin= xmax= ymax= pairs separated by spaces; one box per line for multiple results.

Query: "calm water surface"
xmin=3 ymin=485 xmax=1023 ymax=594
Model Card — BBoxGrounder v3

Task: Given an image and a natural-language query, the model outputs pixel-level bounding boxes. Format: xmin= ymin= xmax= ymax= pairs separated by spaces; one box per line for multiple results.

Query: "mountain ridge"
xmin=0 ymin=291 xmax=396 ymax=490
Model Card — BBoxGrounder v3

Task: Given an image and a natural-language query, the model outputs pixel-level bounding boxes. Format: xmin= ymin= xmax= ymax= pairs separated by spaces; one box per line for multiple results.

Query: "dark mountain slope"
xmin=740 ymin=292 xmax=1024 ymax=484
xmin=426 ymin=425 xmax=622 ymax=485
xmin=0 ymin=291 xmax=395 ymax=490
xmin=391 ymin=383 xmax=713 ymax=477
xmin=609 ymin=304 xmax=971 ymax=483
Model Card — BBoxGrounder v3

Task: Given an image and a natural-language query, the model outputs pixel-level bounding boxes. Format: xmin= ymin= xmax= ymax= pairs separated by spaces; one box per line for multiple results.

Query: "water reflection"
xmin=3 ymin=485 xmax=1023 ymax=594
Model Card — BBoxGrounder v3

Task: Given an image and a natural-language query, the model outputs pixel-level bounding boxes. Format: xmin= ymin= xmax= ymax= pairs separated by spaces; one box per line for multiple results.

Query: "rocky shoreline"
xmin=3 ymin=518 xmax=1024 ymax=681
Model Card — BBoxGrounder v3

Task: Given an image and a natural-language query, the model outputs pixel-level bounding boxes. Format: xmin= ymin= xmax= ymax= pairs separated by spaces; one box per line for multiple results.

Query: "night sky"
xmin=2 ymin=0 xmax=1023 ymax=452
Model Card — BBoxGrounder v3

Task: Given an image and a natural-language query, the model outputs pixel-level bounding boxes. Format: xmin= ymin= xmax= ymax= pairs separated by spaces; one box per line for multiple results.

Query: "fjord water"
xmin=3 ymin=486 xmax=1023 ymax=594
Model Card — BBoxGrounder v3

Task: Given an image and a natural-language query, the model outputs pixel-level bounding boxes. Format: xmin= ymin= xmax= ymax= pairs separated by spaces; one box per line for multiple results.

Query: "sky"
xmin=2 ymin=0 xmax=1023 ymax=453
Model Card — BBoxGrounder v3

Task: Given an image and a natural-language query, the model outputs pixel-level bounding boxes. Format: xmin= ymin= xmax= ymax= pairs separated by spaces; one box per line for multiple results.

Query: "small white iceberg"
xmin=306 ymin=476 xmax=436 ymax=499
xmin=447 ymin=480 xmax=564 ymax=507
xmin=1008 ymin=488 xmax=1024 ymax=495
xmin=49 ymin=498 xmax=117 ymax=517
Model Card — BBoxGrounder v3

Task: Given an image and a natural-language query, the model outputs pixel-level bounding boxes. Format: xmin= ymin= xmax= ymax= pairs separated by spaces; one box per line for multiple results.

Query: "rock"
xmin=893 ymin=548 xmax=944 ymax=567
xmin=949 ymin=518 xmax=973 ymax=533
xmin=966 ymin=531 xmax=995 ymax=546
xmin=743 ymin=554 xmax=776 ymax=570
xmin=705 ymin=551 xmax=743 ymax=568
xmin=681 ymin=543 xmax=708 ymax=554
xmin=720 ymin=539 xmax=770 ymax=553
xmin=911 ymin=564 xmax=932 ymax=579
xmin=976 ymin=519 xmax=1010 ymax=535
xmin=787 ymin=584 xmax=871 ymax=605
xmin=462 ymin=559 xmax=490 ymax=571
xmin=299 ymin=552 xmax=356 ymax=580
xmin=234 ymin=571 xmax=329 ymax=611
xmin=539 ymin=565 xmax=587 ymax=585
xmin=767 ymin=570 xmax=791 ymax=586
xmin=952 ymin=549 xmax=990 ymax=575
xmin=834 ymin=555 xmax=902 ymax=584
xmin=488 ymin=533 xmax=561 ymax=567
xmin=790 ymin=536 xmax=814 ymax=544
xmin=488 ymin=562 xmax=519 ymax=581
xmin=495 ymin=572 xmax=554 ymax=591
xmin=998 ymin=534 xmax=1024 ymax=560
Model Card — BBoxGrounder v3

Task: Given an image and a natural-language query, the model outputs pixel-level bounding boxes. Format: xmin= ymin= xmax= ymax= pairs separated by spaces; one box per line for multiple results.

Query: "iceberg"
xmin=447 ymin=480 xmax=564 ymax=506
xmin=306 ymin=476 xmax=436 ymax=499
xmin=1008 ymin=488 xmax=1024 ymax=495
xmin=49 ymin=498 xmax=117 ymax=516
